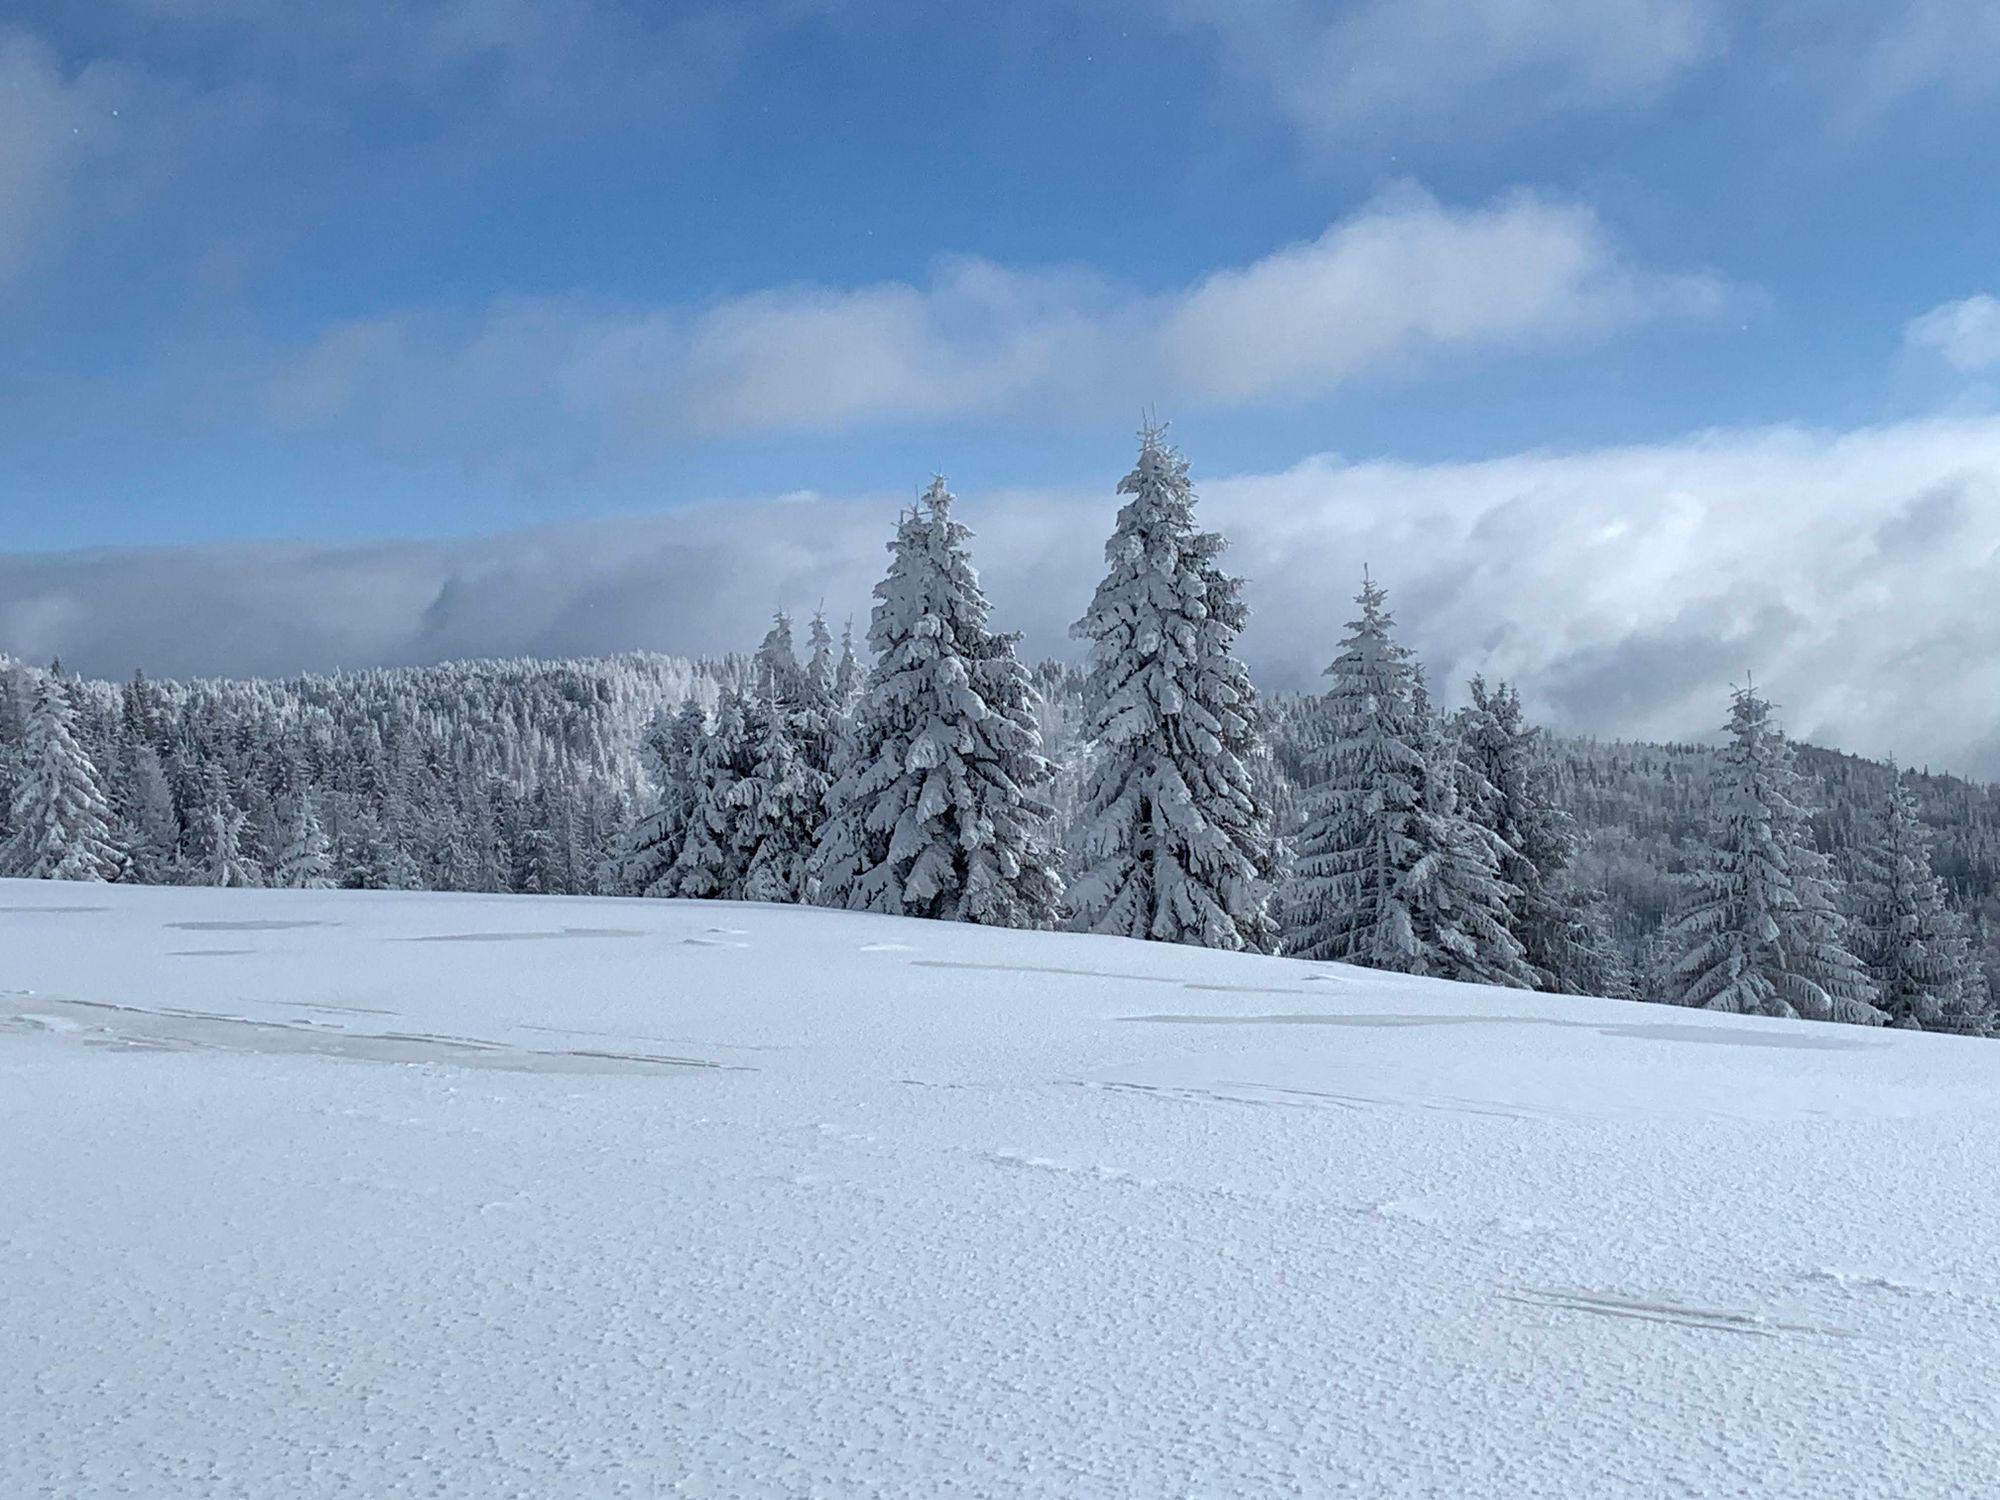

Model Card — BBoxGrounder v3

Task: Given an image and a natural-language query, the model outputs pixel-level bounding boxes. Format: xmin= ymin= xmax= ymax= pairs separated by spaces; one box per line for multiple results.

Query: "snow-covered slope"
xmin=4 ymin=880 xmax=1998 ymax=1498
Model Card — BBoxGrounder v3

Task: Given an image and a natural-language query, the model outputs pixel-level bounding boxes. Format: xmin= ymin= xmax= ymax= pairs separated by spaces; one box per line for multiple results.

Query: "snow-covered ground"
xmin=5 ymin=880 xmax=1999 ymax=1498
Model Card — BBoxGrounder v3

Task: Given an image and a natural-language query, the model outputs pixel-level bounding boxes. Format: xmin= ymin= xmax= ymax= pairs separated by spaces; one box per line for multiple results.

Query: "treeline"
xmin=3 ymin=429 xmax=1994 ymax=1034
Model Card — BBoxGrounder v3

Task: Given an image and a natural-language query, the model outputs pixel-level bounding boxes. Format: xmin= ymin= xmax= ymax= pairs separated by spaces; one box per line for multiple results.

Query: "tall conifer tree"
xmin=1283 ymin=575 xmax=1425 ymax=967
xmin=1666 ymin=683 xmax=1881 ymax=1024
xmin=815 ymin=479 xmax=1062 ymax=927
xmin=1066 ymin=428 xmax=1277 ymax=951
xmin=1 ymin=673 xmax=125 ymax=883
xmin=1852 ymin=771 xmax=1992 ymax=1032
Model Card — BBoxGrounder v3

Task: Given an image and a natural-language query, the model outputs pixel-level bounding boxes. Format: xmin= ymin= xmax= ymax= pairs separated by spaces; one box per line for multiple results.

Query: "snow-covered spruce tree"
xmin=0 ymin=655 xmax=29 ymax=849
xmin=120 ymin=744 xmax=185 ymax=885
xmin=1402 ymin=692 xmax=1538 ymax=988
xmin=1282 ymin=575 xmax=1425 ymax=967
xmin=795 ymin=612 xmax=844 ymax=785
xmin=1851 ymin=771 xmax=1990 ymax=1032
xmin=1665 ymin=684 xmax=1882 ymax=1024
xmin=733 ymin=613 xmax=832 ymax=902
xmin=1066 ymin=430 xmax=1276 ymax=951
xmin=671 ymin=687 xmax=755 ymax=901
xmin=754 ymin=614 xmax=805 ymax=709
xmin=508 ymin=785 xmax=564 ymax=895
xmin=275 ymin=793 xmax=335 ymax=889
xmin=735 ymin=685 xmax=821 ymax=903
xmin=833 ymin=619 xmax=864 ymax=713
xmin=627 ymin=696 xmax=708 ymax=897
xmin=0 ymin=671 xmax=125 ymax=882
xmin=814 ymin=479 xmax=1062 ymax=927
xmin=339 ymin=807 xmax=422 ymax=892
xmin=806 ymin=612 xmax=838 ymax=703
xmin=206 ymin=803 xmax=262 ymax=888
xmin=1455 ymin=677 xmax=1627 ymax=994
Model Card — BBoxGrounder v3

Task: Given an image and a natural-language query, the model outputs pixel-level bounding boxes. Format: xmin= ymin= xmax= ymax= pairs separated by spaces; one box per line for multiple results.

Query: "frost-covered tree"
xmin=627 ymin=696 xmax=708 ymax=898
xmin=736 ymin=687 xmax=821 ymax=904
xmin=0 ymin=672 xmax=124 ymax=882
xmin=815 ymin=479 xmax=1062 ymax=927
xmin=1066 ymin=429 xmax=1276 ymax=950
xmin=0 ymin=656 xmax=30 ymax=848
xmin=833 ymin=619 xmax=864 ymax=712
xmin=672 ymin=688 xmax=754 ymax=901
xmin=1455 ymin=677 xmax=1627 ymax=994
xmin=340 ymin=808 xmax=421 ymax=891
xmin=1665 ymin=684 xmax=1882 ymax=1024
xmin=1403 ymin=700 xmax=1538 ymax=988
xmin=1283 ymin=576 xmax=1425 ymax=967
xmin=755 ymin=613 xmax=805 ymax=707
xmin=1851 ymin=771 xmax=1991 ymax=1032
xmin=508 ymin=784 xmax=566 ymax=895
xmin=120 ymin=744 xmax=185 ymax=884
xmin=275 ymin=793 xmax=335 ymax=889
xmin=795 ymin=612 xmax=844 ymax=783
xmin=206 ymin=802 xmax=262 ymax=888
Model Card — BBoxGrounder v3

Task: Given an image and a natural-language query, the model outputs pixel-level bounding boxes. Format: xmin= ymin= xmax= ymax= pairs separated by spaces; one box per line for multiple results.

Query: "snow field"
xmin=4 ymin=879 xmax=1999 ymax=1497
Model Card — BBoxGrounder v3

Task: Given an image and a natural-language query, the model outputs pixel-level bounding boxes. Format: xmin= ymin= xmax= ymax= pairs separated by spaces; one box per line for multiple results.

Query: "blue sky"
xmin=6 ymin=1 xmax=2000 ymax=768
xmin=5 ymin=0 xmax=1997 ymax=548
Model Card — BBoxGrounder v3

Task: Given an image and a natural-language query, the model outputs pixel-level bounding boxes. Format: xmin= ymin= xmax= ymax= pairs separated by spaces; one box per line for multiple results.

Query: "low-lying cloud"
xmin=7 ymin=414 xmax=2000 ymax=778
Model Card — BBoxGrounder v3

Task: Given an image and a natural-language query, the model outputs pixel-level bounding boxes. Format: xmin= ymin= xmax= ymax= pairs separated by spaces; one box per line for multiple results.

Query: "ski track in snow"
xmin=0 ymin=994 xmax=736 ymax=1076
xmin=4 ymin=881 xmax=2000 ymax=1498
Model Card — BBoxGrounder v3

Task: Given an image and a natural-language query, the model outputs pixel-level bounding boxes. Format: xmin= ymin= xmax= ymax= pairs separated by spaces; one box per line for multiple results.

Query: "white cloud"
xmin=1161 ymin=188 xmax=1720 ymax=403
xmin=8 ymin=414 xmax=2000 ymax=777
xmin=1755 ymin=1 xmax=2000 ymax=123
xmin=264 ymin=186 xmax=1720 ymax=455
xmin=1164 ymin=0 xmax=1723 ymax=144
xmin=1842 ymin=0 xmax=2000 ymax=109
xmin=1906 ymin=295 xmax=2000 ymax=374
xmin=0 ymin=31 xmax=134 ymax=283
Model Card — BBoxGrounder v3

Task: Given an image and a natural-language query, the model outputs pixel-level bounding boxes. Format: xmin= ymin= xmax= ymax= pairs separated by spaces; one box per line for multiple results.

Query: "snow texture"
xmin=5 ymin=878 xmax=1999 ymax=1498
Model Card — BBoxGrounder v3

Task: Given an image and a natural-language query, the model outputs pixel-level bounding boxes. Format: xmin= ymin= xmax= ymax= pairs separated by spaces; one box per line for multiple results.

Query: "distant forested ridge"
xmin=7 ymin=432 xmax=1995 ymax=1034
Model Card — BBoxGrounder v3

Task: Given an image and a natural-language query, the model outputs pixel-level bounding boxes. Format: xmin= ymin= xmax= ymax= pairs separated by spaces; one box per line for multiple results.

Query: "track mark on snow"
xmin=0 ymin=905 xmax=111 ymax=914
xmin=913 ymin=960 xmax=1312 ymax=996
xmin=167 ymin=920 xmax=339 ymax=932
xmin=1498 ymin=1285 xmax=1859 ymax=1339
xmin=1125 ymin=1012 xmax=1884 ymax=1051
xmin=1181 ymin=982 xmax=1319 ymax=996
xmin=0 ymin=995 xmax=745 ymax=1076
xmin=1076 ymin=1076 xmax=1569 ymax=1122
xmin=916 ymin=959 xmax=1182 ymax=985
xmin=401 ymin=928 xmax=649 ymax=943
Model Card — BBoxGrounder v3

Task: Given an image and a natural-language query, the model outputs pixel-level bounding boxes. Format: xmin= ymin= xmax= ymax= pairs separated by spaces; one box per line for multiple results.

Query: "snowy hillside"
xmin=5 ymin=880 xmax=1999 ymax=1498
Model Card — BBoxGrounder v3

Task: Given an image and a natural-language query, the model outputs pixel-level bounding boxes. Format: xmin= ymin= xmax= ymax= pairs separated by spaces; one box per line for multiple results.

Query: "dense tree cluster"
xmin=0 ymin=649 xmax=705 ymax=898
xmin=5 ymin=430 xmax=1995 ymax=1036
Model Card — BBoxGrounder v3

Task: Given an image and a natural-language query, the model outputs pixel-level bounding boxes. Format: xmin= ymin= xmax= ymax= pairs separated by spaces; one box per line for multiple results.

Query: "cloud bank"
xmin=260 ymin=186 xmax=1720 ymax=460
xmin=6 ymin=414 xmax=2000 ymax=776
